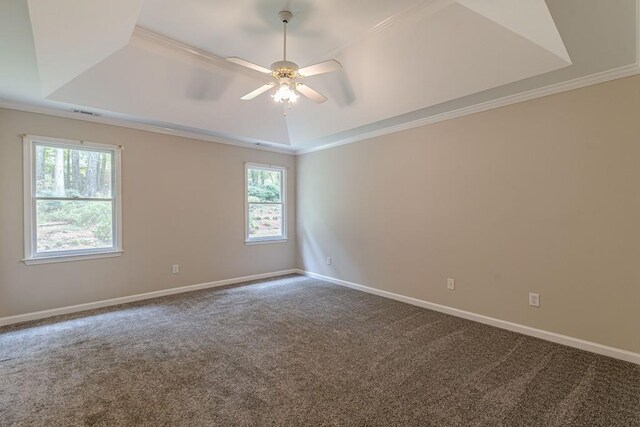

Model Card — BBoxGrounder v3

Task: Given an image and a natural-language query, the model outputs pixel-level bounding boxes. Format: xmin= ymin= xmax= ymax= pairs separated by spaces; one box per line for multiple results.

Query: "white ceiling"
xmin=137 ymin=0 xmax=428 ymax=68
xmin=27 ymin=0 xmax=144 ymax=96
xmin=0 ymin=0 xmax=638 ymax=152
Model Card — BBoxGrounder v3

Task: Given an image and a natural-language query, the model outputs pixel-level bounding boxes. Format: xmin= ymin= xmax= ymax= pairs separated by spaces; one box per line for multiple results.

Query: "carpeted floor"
xmin=0 ymin=274 xmax=638 ymax=426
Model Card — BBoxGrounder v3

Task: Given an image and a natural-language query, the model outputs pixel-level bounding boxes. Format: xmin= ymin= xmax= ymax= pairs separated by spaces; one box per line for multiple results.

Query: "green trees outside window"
xmin=247 ymin=167 xmax=285 ymax=240
xmin=34 ymin=145 xmax=114 ymax=252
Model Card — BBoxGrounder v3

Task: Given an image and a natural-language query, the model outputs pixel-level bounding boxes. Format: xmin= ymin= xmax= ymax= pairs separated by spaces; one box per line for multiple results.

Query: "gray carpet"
xmin=0 ymin=275 xmax=638 ymax=426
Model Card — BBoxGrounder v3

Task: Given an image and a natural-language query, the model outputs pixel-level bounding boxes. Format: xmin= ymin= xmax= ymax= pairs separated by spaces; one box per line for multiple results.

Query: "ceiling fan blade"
xmin=298 ymin=60 xmax=342 ymax=77
xmin=226 ymin=57 xmax=272 ymax=74
xmin=296 ymin=84 xmax=328 ymax=104
xmin=241 ymin=83 xmax=275 ymax=100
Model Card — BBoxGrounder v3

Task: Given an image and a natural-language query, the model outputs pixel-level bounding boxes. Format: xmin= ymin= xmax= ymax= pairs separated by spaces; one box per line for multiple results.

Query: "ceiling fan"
xmin=227 ymin=10 xmax=342 ymax=110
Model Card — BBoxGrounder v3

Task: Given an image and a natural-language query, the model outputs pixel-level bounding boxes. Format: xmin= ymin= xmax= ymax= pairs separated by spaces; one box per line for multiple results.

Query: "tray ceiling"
xmin=0 ymin=0 xmax=638 ymax=152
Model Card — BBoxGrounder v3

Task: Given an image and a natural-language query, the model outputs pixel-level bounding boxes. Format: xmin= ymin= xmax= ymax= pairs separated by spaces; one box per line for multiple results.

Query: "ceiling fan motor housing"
xmin=271 ymin=60 xmax=299 ymax=79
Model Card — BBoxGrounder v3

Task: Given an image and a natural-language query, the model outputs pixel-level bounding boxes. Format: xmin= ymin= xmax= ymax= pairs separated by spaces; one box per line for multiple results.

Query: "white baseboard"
xmin=0 ymin=269 xmax=298 ymax=327
xmin=4 ymin=268 xmax=638 ymax=365
xmin=296 ymin=269 xmax=640 ymax=365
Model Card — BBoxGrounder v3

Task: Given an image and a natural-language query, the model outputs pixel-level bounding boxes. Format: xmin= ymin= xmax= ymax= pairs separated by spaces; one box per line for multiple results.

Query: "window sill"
xmin=245 ymin=239 xmax=288 ymax=246
xmin=23 ymin=250 xmax=123 ymax=265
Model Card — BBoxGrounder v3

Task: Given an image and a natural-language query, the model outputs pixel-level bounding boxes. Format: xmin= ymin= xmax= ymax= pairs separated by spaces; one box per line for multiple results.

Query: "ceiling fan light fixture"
xmin=272 ymin=82 xmax=298 ymax=103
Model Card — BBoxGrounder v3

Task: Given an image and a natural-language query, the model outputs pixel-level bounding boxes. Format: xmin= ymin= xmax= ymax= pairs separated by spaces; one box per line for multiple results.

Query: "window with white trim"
xmin=23 ymin=135 xmax=122 ymax=264
xmin=245 ymin=163 xmax=287 ymax=243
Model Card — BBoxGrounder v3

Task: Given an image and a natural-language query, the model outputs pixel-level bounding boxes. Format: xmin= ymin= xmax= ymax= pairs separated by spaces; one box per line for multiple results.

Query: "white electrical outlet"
xmin=172 ymin=264 xmax=179 ymax=274
xmin=447 ymin=278 xmax=455 ymax=290
xmin=529 ymin=292 xmax=540 ymax=307
xmin=326 ymin=257 xmax=332 ymax=265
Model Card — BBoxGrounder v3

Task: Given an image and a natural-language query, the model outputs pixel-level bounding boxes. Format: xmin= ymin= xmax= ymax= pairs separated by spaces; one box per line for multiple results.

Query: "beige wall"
xmin=0 ymin=108 xmax=296 ymax=318
xmin=2 ymin=75 xmax=639 ymax=353
xmin=296 ymin=75 xmax=640 ymax=354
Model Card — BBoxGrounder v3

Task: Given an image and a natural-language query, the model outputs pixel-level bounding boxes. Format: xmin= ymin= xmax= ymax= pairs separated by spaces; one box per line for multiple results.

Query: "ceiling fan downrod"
xmin=280 ymin=10 xmax=292 ymax=61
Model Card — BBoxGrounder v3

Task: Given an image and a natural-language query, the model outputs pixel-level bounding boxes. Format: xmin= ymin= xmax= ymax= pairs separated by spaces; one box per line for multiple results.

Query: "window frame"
xmin=22 ymin=135 xmax=123 ymax=265
xmin=244 ymin=162 xmax=287 ymax=244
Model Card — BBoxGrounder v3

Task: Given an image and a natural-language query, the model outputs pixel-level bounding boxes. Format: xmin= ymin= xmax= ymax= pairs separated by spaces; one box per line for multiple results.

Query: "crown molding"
xmin=295 ymin=62 xmax=640 ymax=155
xmin=0 ymin=100 xmax=296 ymax=155
xmin=3 ymin=61 xmax=638 ymax=158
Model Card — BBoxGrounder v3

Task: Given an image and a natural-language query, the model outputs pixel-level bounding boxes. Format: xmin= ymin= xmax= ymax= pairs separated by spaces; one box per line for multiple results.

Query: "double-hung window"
xmin=23 ymin=135 xmax=122 ymax=264
xmin=245 ymin=163 xmax=287 ymax=243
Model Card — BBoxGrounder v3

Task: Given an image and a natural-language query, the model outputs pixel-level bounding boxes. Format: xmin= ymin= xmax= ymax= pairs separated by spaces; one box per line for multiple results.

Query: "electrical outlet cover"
xmin=529 ymin=292 xmax=540 ymax=307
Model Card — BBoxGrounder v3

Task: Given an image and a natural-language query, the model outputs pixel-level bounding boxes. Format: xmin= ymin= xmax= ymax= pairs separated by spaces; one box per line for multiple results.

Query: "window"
xmin=245 ymin=163 xmax=287 ymax=243
xmin=23 ymin=135 xmax=122 ymax=264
